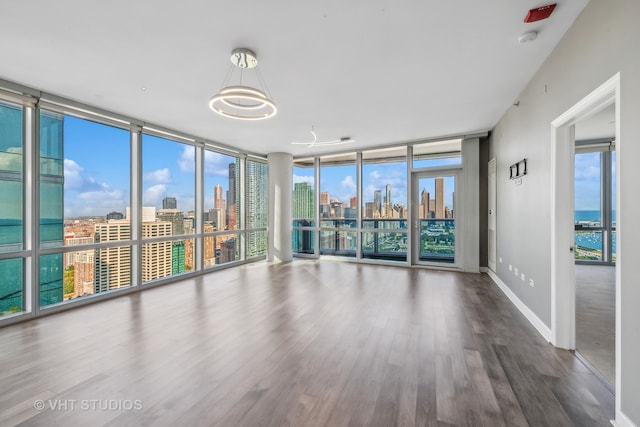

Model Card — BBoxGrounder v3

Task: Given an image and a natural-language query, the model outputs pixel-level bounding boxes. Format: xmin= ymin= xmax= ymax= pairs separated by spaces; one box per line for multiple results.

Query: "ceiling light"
xmin=208 ymin=48 xmax=277 ymax=121
xmin=291 ymin=127 xmax=354 ymax=148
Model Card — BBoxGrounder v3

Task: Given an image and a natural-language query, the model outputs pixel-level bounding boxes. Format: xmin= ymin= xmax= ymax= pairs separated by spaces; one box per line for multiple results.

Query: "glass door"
xmin=411 ymin=171 xmax=459 ymax=267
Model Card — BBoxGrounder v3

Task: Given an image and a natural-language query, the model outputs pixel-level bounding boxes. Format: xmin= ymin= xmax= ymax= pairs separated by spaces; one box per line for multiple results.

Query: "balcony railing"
xmin=292 ymin=218 xmax=455 ymax=262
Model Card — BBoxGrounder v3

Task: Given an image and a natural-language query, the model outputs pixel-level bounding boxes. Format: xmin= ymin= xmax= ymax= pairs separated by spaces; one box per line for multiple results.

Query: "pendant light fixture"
xmin=209 ymin=48 xmax=277 ymax=120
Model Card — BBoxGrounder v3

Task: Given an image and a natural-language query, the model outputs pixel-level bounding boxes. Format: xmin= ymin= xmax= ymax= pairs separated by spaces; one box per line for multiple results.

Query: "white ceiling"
xmin=0 ymin=1 xmax=589 ymax=156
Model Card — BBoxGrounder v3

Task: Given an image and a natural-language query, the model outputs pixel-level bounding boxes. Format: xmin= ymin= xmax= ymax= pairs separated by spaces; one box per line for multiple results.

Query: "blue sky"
xmin=63 ymin=116 xmax=235 ymax=217
xmin=574 ymin=151 xmax=616 ymax=210
xmin=61 ymin=115 xmax=607 ymax=217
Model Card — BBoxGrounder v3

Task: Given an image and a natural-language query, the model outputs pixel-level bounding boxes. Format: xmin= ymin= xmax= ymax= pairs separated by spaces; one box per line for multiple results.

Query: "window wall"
xmin=291 ymin=139 xmax=466 ymax=264
xmin=292 ymin=162 xmax=315 ymax=255
xmin=142 ymin=134 xmax=194 ymax=281
xmin=0 ymin=101 xmax=24 ymax=316
xmin=0 ymin=81 xmax=268 ymax=323
xmin=319 ymin=154 xmax=357 ymax=257
xmin=361 ymin=147 xmax=407 ymax=261
xmin=574 ymin=144 xmax=616 ymax=264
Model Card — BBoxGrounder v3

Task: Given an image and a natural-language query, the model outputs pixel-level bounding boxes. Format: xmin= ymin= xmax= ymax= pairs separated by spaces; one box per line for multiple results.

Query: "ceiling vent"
xmin=524 ymin=4 xmax=557 ymax=23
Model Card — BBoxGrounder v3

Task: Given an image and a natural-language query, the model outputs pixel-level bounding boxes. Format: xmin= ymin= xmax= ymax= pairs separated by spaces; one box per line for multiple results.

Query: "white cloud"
xmin=293 ymin=174 xmax=314 ymax=185
xmin=64 ymin=159 xmax=85 ymax=190
xmin=204 ymin=150 xmax=233 ymax=176
xmin=143 ymin=184 xmax=167 ymax=207
xmin=144 ymin=168 xmax=172 ymax=184
xmin=178 ymin=146 xmax=196 ymax=172
xmin=341 ymin=175 xmax=356 ymax=192
xmin=177 ymin=146 xmax=232 ymax=176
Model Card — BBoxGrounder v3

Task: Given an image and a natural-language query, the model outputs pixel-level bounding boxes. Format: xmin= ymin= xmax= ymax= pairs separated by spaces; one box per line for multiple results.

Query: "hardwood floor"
xmin=0 ymin=260 xmax=614 ymax=426
xmin=575 ymin=264 xmax=615 ymax=387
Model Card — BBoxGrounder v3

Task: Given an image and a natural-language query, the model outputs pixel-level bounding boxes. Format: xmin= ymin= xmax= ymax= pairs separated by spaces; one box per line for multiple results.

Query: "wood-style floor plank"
xmin=0 ymin=260 xmax=614 ymax=426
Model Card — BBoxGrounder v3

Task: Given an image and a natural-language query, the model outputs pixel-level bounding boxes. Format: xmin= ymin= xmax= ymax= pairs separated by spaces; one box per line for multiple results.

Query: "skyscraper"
xmin=420 ymin=189 xmax=430 ymax=219
xmin=246 ymin=161 xmax=268 ymax=257
xmin=293 ymin=182 xmax=314 ymax=220
xmin=141 ymin=221 xmax=172 ymax=282
xmin=94 ymin=220 xmax=131 ymax=293
xmin=435 ymin=177 xmax=445 ymax=219
xmin=373 ymin=190 xmax=382 ymax=217
xmin=383 ymin=184 xmax=392 ymax=218
xmin=227 ymin=162 xmax=238 ymax=230
xmin=172 ymin=241 xmax=185 ymax=274
xmin=214 ymin=184 xmax=225 ymax=209
xmin=157 ymin=209 xmax=185 ymax=235
xmin=320 ymin=192 xmax=330 ymax=205
xmin=162 ymin=196 xmax=177 ymax=209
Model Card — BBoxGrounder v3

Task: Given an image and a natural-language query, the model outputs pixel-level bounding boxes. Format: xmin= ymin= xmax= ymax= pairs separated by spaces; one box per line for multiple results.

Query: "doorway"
xmin=551 ymin=74 xmax=620 ymax=405
xmin=411 ymin=171 xmax=459 ymax=267
xmin=574 ymin=111 xmax=616 ymax=388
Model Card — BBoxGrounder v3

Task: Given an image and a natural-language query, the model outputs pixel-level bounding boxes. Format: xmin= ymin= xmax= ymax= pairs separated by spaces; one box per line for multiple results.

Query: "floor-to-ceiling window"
xmin=291 ymin=139 xmax=467 ymax=264
xmin=0 ymin=101 xmax=24 ymax=317
xmin=319 ymin=153 xmax=357 ymax=257
xmin=141 ymin=133 xmax=195 ymax=282
xmin=574 ymin=141 xmax=616 ymax=264
xmin=361 ymin=147 xmax=407 ymax=261
xmin=0 ymin=81 xmax=268 ymax=325
xmin=292 ymin=160 xmax=315 ymax=255
xmin=40 ymin=112 xmax=132 ymax=306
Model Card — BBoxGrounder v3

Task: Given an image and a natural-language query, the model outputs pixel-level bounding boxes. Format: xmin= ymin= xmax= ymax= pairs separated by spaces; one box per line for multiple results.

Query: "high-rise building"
xmin=209 ymin=208 xmax=225 ymax=231
xmin=94 ymin=220 xmax=131 ymax=293
xmin=435 ymin=177 xmax=445 ymax=219
xmin=293 ymin=182 xmax=314 ymax=220
xmin=373 ymin=190 xmax=382 ymax=217
xmin=125 ymin=206 xmax=156 ymax=222
xmin=162 ymin=197 xmax=177 ymax=210
xmin=214 ymin=184 xmax=225 ymax=209
xmin=172 ymin=241 xmax=185 ymax=274
xmin=157 ymin=209 xmax=185 ymax=235
xmin=349 ymin=196 xmax=357 ymax=209
xmin=141 ymin=221 xmax=172 ymax=282
xmin=420 ymin=189 xmax=430 ymax=219
xmin=320 ymin=192 xmax=330 ymax=205
xmin=218 ymin=238 xmax=237 ymax=264
xmin=383 ymin=184 xmax=392 ymax=218
xmin=106 ymin=211 xmax=124 ymax=220
xmin=246 ymin=161 xmax=268 ymax=257
xmin=227 ymin=162 xmax=238 ymax=230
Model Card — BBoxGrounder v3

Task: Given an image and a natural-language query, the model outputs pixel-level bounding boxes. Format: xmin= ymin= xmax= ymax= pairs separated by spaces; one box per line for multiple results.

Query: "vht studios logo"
xmin=34 ymin=399 xmax=143 ymax=411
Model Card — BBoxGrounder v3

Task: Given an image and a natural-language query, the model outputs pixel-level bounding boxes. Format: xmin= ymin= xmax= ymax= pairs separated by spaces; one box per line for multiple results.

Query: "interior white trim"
xmin=487 ymin=270 xmax=552 ymax=342
xmin=609 ymin=410 xmax=637 ymax=427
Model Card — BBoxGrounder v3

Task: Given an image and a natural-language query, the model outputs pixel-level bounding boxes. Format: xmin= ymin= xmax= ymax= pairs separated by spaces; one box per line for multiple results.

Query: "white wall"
xmin=267 ymin=152 xmax=293 ymax=263
xmin=490 ymin=1 xmax=640 ymax=424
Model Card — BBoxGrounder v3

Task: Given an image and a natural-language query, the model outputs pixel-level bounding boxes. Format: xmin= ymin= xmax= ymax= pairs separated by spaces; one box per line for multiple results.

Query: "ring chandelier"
xmin=209 ymin=48 xmax=277 ymax=120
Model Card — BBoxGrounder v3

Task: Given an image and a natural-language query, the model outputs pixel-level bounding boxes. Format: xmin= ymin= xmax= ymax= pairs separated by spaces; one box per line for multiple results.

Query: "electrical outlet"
xmin=521 ymin=273 xmax=525 ymax=281
xmin=529 ymin=279 xmax=535 ymax=287
xmin=499 ymin=257 xmax=503 ymax=263
xmin=514 ymin=267 xmax=519 ymax=276
xmin=509 ymin=264 xmax=512 ymax=271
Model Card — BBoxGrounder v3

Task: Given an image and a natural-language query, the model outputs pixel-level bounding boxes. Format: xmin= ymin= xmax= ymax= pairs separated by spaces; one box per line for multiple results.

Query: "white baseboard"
xmin=479 ymin=267 xmax=488 ymax=273
xmin=487 ymin=270 xmax=552 ymax=342
xmin=610 ymin=410 xmax=638 ymax=427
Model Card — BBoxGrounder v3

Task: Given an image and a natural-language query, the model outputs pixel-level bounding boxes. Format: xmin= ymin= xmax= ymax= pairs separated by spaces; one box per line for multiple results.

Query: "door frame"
xmin=550 ymin=73 xmax=620 ymax=404
xmin=410 ymin=168 xmax=461 ymax=268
